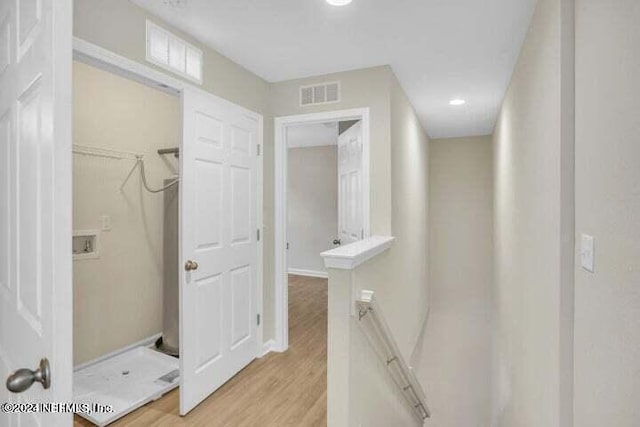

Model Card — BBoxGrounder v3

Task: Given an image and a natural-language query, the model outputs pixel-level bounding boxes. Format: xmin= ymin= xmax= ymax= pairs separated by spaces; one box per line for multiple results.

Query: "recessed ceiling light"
xmin=326 ymin=0 xmax=353 ymax=6
xmin=449 ymin=99 xmax=466 ymax=106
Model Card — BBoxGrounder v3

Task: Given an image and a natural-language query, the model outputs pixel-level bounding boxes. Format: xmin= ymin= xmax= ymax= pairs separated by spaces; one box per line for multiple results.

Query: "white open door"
xmin=179 ymin=88 xmax=259 ymax=415
xmin=338 ymin=121 xmax=364 ymax=246
xmin=0 ymin=0 xmax=72 ymax=426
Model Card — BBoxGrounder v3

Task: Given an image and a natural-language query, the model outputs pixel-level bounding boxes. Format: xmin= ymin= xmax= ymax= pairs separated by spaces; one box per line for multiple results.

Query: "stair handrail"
xmin=355 ymin=290 xmax=431 ymax=422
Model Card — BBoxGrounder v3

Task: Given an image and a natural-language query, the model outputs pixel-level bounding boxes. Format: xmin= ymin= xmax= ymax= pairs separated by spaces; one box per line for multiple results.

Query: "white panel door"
xmin=180 ymin=88 xmax=258 ymax=415
xmin=338 ymin=121 xmax=364 ymax=245
xmin=0 ymin=0 xmax=72 ymax=426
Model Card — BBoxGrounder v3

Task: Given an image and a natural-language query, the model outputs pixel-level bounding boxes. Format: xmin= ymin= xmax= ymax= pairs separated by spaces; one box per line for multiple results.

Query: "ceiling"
xmin=287 ymin=122 xmax=338 ymax=148
xmin=132 ymin=0 xmax=536 ymax=139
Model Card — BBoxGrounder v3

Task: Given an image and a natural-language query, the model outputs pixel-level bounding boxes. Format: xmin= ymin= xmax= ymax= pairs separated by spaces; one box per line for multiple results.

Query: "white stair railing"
xmin=355 ymin=290 xmax=431 ymax=422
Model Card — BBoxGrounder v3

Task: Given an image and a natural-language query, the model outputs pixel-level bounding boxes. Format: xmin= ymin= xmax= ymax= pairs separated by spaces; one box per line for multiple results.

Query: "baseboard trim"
xmin=288 ymin=268 xmax=328 ymax=279
xmin=261 ymin=339 xmax=276 ymax=357
xmin=74 ymin=332 xmax=163 ymax=371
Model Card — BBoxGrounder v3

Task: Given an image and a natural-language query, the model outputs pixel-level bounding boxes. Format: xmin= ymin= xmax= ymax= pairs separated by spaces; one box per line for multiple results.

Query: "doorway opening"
xmin=71 ymin=59 xmax=182 ymax=426
xmin=71 ymin=40 xmax=264 ymax=426
xmin=274 ymin=109 xmax=370 ymax=352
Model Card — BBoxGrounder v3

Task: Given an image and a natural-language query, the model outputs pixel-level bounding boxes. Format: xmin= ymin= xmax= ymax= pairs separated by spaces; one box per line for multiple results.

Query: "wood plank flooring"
xmin=74 ymin=275 xmax=327 ymax=427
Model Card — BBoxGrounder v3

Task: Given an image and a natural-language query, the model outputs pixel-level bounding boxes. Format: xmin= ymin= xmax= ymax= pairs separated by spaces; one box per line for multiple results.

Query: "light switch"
xmin=101 ymin=215 xmax=112 ymax=232
xmin=580 ymin=234 xmax=595 ymax=273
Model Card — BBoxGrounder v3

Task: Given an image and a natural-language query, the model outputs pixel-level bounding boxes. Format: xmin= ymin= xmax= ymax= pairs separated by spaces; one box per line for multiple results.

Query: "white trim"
xmin=321 ymin=236 xmax=395 ymax=270
xmin=73 ymin=38 xmax=260 ymax=121
xmin=53 ymin=1 xmax=74 ymax=423
xmin=274 ymin=108 xmax=371 ymax=353
xmin=256 ymin=117 xmax=264 ymax=359
xmin=260 ymin=339 xmax=275 ymax=357
xmin=288 ymin=268 xmax=329 ymax=279
xmin=73 ymin=333 xmax=162 ymax=371
xmin=72 ymin=37 xmax=265 ymax=365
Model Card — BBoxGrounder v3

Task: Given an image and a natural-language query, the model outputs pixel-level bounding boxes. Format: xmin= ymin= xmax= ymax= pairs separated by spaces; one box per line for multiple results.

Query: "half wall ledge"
xmin=321 ymin=236 xmax=395 ymax=270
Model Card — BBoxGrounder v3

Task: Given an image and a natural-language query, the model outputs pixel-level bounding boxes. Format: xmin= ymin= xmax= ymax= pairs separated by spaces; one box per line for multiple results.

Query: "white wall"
xmin=416 ymin=136 xmax=493 ymax=427
xmin=287 ymin=145 xmax=338 ymax=275
xmin=73 ymin=61 xmax=179 ymax=364
xmin=574 ymin=1 xmax=640 ymax=425
xmin=492 ymin=0 xmax=574 ymax=425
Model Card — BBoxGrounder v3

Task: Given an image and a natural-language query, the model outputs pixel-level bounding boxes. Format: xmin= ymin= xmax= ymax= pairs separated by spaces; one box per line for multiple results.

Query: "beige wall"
xmin=492 ymin=0 xmax=574 ymax=425
xmin=287 ymin=145 xmax=338 ymax=274
xmin=270 ymin=66 xmax=394 ymax=236
xmin=73 ymin=61 xmax=179 ymax=364
xmin=389 ymin=78 xmax=430 ymax=359
xmin=574 ymin=1 xmax=640 ymax=425
xmin=73 ymin=0 xmax=269 ymax=115
xmin=322 ymin=73 xmax=430 ymax=363
xmin=416 ymin=136 xmax=493 ymax=427
xmin=327 ymin=260 xmax=422 ymax=427
xmin=271 ymin=67 xmax=431 ymax=359
xmin=325 ymin=73 xmax=430 ymax=426
xmin=74 ymin=0 xmax=429 ymax=374
xmin=72 ymin=0 xmax=281 ymax=341
xmin=74 ymin=0 xmax=428 ymax=354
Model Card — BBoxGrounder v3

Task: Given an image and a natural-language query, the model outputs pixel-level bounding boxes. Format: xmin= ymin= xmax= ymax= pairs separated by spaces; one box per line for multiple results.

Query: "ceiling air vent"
xmin=300 ymin=81 xmax=341 ymax=106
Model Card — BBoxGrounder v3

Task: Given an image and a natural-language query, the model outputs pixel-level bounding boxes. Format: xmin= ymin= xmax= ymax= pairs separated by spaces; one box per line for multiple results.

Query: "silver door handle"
xmin=6 ymin=358 xmax=51 ymax=393
xmin=333 ymin=239 xmax=341 ymax=245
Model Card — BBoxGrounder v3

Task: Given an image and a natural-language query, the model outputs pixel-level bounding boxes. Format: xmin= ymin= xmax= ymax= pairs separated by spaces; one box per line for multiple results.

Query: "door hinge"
xmin=257 ymin=314 xmax=261 ymax=326
xmin=286 ymin=242 xmax=290 ymax=250
xmin=257 ymin=229 xmax=261 ymax=241
xmin=257 ymin=144 xmax=261 ymax=156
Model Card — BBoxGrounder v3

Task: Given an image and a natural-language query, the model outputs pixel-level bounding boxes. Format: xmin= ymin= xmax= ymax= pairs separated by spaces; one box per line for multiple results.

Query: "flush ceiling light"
xmin=326 ymin=0 xmax=353 ymax=6
xmin=449 ymin=99 xmax=466 ymax=106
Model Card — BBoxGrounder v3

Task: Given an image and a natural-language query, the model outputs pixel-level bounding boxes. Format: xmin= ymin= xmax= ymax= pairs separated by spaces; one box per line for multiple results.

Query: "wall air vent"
xmin=300 ymin=81 xmax=341 ymax=106
xmin=146 ymin=20 xmax=202 ymax=84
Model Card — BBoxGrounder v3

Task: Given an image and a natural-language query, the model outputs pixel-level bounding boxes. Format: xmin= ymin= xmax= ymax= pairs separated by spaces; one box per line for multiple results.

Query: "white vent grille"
xmin=300 ymin=81 xmax=341 ymax=106
xmin=146 ymin=20 xmax=202 ymax=84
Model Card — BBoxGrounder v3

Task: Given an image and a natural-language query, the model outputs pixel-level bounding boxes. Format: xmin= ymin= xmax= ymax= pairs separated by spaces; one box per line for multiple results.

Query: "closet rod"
xmin=157 ymin=147 xmax=179 ymax=158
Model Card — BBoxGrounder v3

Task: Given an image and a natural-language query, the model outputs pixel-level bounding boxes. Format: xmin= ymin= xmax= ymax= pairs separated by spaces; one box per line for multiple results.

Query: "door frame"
xmin=273 ymin=108 xmax=370 ymax=352
xmin=71 ymin=37 xmax=265 ymax=361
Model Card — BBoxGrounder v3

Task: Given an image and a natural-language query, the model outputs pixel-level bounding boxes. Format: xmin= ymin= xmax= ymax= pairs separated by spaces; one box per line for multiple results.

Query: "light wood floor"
xmin=74 ymin=275 xmax=328 ymax=427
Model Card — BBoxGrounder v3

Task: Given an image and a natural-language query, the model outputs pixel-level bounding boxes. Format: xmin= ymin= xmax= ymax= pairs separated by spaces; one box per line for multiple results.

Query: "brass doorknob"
xmin=185 ymin=260 xmax=198 ymax=271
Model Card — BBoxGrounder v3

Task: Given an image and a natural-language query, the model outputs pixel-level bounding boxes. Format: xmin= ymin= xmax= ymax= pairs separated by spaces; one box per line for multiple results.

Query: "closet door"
xmin=179 ymin=88 xmax=259 ymax=415
xmin=0 ymin=1 xmax=73 ymax=426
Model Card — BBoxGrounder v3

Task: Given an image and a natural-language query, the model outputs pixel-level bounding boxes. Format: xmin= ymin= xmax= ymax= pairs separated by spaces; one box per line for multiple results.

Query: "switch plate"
xmin=580 ymin=234 xmax=595 ymax=273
